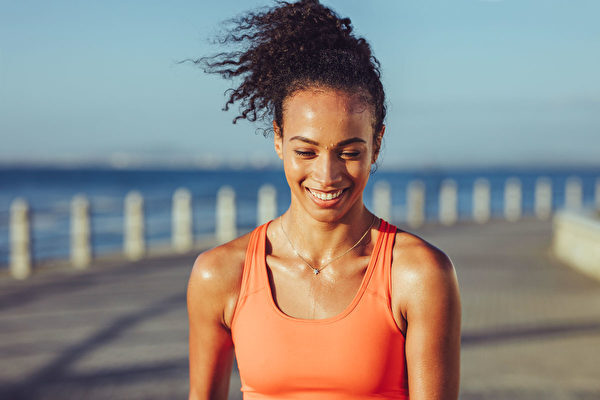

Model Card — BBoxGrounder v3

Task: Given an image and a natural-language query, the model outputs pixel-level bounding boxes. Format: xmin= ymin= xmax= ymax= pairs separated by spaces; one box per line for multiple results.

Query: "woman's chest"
xmin=266 ymin=262 xmax=368 ymax=320
xmin=232 ymin=290 xmax=408 ymax=398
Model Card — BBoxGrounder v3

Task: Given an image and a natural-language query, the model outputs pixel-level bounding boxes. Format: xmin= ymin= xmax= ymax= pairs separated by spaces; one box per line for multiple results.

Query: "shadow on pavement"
xmin=462 ymin=319 xmax=600 ymax=346
xmin=1 ymin=291 xmax=186 ymax=400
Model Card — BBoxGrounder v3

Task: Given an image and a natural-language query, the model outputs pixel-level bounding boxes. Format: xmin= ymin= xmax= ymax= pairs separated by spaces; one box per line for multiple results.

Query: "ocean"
xmin=1 ymin=166 xmax=599 ymax=266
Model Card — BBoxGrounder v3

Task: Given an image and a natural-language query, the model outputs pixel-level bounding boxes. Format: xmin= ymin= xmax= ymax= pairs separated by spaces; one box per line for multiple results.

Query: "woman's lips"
xmin=306 ymin=188 xmax=347 ymax=207
xmin=308 ymin=188 xmax=344 ymax=200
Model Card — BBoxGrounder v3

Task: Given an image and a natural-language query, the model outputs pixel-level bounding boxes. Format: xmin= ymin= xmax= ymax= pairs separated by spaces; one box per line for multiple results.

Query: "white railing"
xmin=5 ymin=176 xmax=599 ymax=279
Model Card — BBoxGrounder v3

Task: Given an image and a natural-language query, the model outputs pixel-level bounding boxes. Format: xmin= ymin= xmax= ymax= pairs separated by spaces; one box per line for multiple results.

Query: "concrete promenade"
xmin=1 ymin=219 xmax=599 ymax=399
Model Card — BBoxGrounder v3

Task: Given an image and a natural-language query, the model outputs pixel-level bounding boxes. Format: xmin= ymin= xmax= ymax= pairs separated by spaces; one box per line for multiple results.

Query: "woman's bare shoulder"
xmin=392 ymin=230 xmax=454 ymax=276
xmin=189 ymin=233 xmax=251 ymax=288
xmin=391 ymin=229 xmax=459 ymax=311
xmin=187 ymin=232 xmax=253 ymax=328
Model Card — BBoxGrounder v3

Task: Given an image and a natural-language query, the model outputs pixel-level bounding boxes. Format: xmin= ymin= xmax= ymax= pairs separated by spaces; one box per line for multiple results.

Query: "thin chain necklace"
xmin=280 ymin=215 xmax=376 ymax=275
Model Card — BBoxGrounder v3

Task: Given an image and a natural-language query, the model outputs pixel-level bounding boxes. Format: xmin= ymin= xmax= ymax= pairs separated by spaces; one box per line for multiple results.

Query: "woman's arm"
xmin=187 ymin=243 xmax=245 ymax=400
xmin=395 ymin=241 xmax=462 ymax=400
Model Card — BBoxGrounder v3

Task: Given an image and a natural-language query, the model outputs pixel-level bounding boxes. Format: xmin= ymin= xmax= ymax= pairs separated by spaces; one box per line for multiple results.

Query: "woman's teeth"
xmin=309 ymin=189 xmax=343 ymax=200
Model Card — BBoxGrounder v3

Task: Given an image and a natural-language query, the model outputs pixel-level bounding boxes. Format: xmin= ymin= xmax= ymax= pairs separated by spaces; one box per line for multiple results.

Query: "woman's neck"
xmin=280 ymin=201 xmax=375 ymax=266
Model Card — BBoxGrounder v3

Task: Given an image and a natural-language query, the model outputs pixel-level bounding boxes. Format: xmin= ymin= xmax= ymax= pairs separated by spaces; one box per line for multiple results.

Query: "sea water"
xmin=0 ymin=166 xmax=599 ymax=266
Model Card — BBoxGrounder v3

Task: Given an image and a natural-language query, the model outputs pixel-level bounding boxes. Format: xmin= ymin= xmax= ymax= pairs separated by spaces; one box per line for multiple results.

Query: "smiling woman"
xmin=186 ymin=1 xmax=461 ymax=399
xmin=274 ymin=89 xmax=380 ymax=224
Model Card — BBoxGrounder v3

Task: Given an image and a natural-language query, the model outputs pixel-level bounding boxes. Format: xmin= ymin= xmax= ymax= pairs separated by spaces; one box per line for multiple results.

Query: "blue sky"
xmin=0 ymin=0 xmax=599 ymax=168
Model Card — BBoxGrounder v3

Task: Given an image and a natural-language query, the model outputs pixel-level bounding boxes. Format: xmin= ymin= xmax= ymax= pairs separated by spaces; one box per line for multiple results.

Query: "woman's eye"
xmin=340 ymin=151 xmax=360 ymax=158
xmin=294 ymin=150 xmax=315 ymax=157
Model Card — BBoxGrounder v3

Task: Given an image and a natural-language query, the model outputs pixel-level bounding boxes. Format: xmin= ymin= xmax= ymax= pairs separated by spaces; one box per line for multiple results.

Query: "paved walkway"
xmin=1 ymin=219 xmax=599 ymax=399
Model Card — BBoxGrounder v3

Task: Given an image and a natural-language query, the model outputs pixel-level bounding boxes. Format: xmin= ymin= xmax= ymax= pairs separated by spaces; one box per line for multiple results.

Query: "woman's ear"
xmin=372 ymin=124 xmax=385 ymax=164
xmin=273 ymin=121 xmax=284 ymax=160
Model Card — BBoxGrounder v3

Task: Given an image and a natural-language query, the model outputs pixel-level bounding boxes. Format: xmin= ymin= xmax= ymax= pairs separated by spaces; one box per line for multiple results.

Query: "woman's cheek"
xmin=287 ymin=155 xmax=303 ymax=171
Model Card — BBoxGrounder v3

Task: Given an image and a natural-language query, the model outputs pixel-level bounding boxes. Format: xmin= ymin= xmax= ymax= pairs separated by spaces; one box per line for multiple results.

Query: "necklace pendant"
xmin=313 ymin=268 xmax=320 ymax=275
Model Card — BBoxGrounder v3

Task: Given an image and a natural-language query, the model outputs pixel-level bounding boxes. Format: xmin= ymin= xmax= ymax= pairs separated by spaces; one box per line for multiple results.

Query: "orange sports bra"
xmin=231 ymin=219 xmax=409 ymax=399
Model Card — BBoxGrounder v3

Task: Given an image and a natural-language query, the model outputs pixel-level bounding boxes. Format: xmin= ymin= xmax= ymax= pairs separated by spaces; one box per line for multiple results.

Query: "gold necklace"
xmin=280 ymin=215 xmax=376 ymax=275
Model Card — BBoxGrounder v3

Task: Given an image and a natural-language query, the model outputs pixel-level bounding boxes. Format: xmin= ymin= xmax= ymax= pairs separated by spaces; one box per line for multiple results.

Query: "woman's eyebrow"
xmin=336 ymin=137 xmax=367 ymax=147
xmin=289 ymin=136 xmax=367 ymax=147
xmin=289 ymin=136 xmax=319 ymax=145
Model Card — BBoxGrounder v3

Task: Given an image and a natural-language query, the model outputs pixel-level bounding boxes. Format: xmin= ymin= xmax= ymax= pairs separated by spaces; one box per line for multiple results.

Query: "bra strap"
xmin=367 ymin=220 xmax=397 ymax=302
xmin=233 ymin=223 xmax=268 ymax=320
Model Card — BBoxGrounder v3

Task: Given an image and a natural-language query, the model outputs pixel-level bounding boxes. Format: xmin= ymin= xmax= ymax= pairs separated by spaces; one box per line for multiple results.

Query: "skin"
xmin=187 ymin=88 xmax=461 ymax=400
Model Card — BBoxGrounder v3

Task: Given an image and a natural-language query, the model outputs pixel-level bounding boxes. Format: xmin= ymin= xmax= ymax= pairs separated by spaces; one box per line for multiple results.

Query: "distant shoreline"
xmin=1 ymin=162 xmax=600 ymax=173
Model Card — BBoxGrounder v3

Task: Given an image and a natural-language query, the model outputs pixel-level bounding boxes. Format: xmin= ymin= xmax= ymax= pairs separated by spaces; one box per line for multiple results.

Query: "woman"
xmin=187 ymin=1 xmax=461 ymax=399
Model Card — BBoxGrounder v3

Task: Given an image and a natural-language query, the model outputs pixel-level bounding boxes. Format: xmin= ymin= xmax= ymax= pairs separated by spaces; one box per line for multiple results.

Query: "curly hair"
xmin=197 ymin=0 xmax=386 ymax=137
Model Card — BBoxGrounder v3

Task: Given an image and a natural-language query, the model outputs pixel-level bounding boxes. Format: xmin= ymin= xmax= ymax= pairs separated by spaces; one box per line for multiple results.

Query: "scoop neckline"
xmin=260 ymin=218 xmax=385 ymax=324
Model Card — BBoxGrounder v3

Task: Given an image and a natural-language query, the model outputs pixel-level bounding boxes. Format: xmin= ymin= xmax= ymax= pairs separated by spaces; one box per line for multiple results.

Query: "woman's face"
xmin=274 ymin=88 xmax=384 ymax=223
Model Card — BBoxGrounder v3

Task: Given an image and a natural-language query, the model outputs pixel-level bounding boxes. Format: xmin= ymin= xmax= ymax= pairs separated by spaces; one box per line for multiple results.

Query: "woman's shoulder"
xmin=390 ymin=228 xmax=459 ymax=308
xmin=391 ymin=229 xmax=454 ymax=276
xmin=190 ymin=232 xmax=252 ymax=285
xmin=187 ymin=231 xmax=253 ymax=327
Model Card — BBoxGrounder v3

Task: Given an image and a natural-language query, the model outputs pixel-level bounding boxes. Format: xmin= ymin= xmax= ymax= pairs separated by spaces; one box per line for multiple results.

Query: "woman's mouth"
xmin=307 ymin=188 xmax=345 ymax=203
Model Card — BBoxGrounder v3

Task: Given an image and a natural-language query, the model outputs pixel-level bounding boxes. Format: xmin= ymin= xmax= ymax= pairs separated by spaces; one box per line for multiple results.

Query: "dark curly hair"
xmin=196 ymin=0 xmax=386 ymax=138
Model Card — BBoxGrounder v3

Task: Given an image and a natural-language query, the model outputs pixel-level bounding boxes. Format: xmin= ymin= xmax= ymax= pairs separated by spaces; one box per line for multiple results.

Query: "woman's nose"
xmin=312 ymin=153 xmax=343 ymax=186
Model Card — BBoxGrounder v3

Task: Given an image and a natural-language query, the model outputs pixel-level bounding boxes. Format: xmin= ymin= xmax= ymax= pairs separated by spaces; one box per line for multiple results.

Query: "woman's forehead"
xmin=282 ymin=88 xmax=374 ymax=132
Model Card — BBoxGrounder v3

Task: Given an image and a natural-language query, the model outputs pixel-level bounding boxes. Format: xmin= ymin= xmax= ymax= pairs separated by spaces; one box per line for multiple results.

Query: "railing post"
xmin=124 ymin=191 xmax=145 ymax=261
xmin=71 ymin=195 xmax=92 ymax=269
xmin=439 ymin=179 xmax=457 ymax=226
xmin=565 ymin=176 xmax=582 ymax=210
xmin=216 ymin=186 xmax=236 ymax=243
xmin=407 ymin=180 xmax=425 ymax=228
xmin=373 ymin=180 xmax=391 ymax=222
xmin=257 ymin=184 xmax=277 ymax=226
xmin=534 ymin=177 xmax=552 ymax=220
xmin=10 ymin=198 xmax=32 ymax=279
xmin=504 ymin=178 xmax=521 ymax=222
xmin=172 ymin=188 xmax=193 ymax=253
xmin=472 ymin=178 xmax=490 ymax=223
